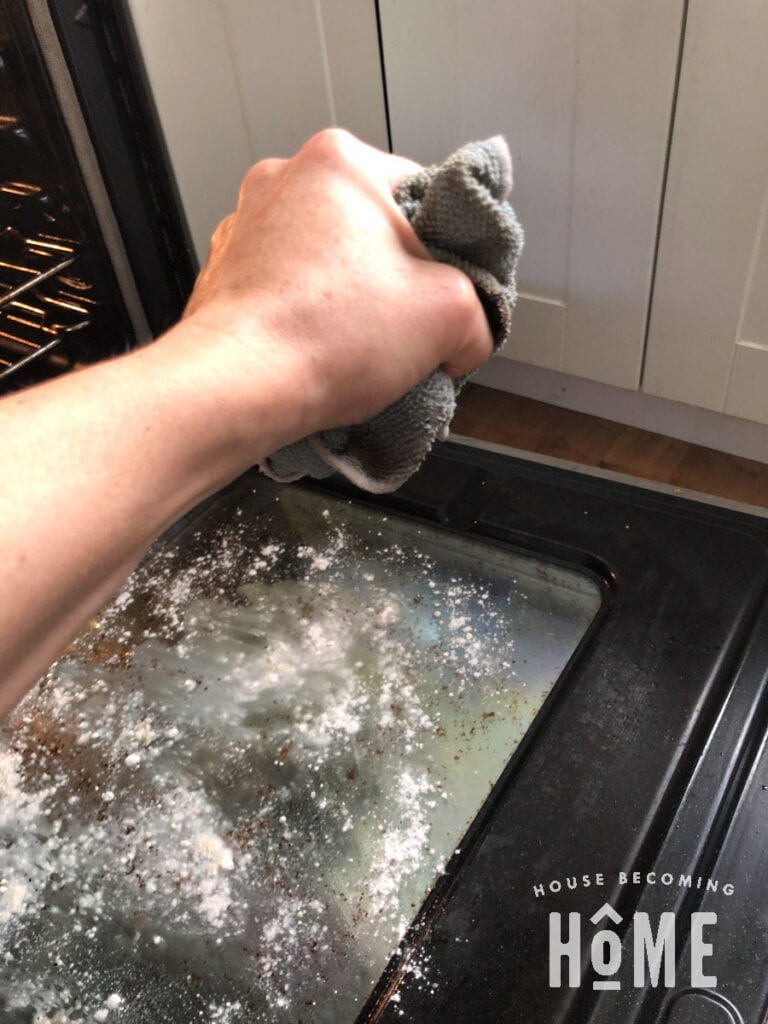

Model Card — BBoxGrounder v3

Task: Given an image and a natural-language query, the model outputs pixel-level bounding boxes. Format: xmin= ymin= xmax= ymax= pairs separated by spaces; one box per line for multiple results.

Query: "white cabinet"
xmin=642 ymin=0 xmax=768 ymax=427
xmin=127 ymin=0 xmax=768 ymax=442
xmin=379 ymin=0 xmax=685 ymax=390
xmin=126 ymin=0 xmax=388 ymax=263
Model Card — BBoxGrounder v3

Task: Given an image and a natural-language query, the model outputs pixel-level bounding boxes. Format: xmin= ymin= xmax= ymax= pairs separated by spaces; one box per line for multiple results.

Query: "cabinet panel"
xmin=643 ymin=0 xmax=768 ymax=424
xmin=380 ymin=0 xmax=683 ymax=389
xmin=725 ymin=345 xmax=768 ymax=426
xmin=127 ymin=0 xmax=388 ymax=263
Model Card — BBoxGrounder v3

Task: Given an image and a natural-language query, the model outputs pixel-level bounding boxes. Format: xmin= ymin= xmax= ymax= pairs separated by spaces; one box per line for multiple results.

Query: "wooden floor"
xmin=453 ymin=384 xmax=768 ymax=509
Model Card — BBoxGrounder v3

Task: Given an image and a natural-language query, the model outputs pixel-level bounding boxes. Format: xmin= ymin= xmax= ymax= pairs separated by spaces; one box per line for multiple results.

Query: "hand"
xmin=181 ymin=128 xmax=494 ymax=442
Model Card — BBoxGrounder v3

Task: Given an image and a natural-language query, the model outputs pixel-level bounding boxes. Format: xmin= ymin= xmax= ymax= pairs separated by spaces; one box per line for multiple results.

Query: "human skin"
xmin=0 ymin=129 xmax=493 ymax=714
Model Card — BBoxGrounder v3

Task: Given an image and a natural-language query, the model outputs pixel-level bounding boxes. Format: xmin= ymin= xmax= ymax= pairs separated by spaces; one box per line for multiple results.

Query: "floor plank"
xmin=452 ymin=384 xmax=768 ymax=509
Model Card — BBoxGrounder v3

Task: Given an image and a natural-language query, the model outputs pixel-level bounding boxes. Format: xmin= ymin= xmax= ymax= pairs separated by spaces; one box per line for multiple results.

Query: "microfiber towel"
xmin=260 ymin=136 xmax=524 ymax=493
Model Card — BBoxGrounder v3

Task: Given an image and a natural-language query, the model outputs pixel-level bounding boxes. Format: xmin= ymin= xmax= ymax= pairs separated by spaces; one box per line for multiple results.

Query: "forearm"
xmin=0 ymin=321 xmax=297 ymax=712
xmin=0 ymin=129 xmax=493 ymax=715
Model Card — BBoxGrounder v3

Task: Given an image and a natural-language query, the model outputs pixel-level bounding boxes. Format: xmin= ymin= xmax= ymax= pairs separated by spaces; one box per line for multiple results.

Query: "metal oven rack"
xmin=0 ymin=184 xmax=94 ymax=383
xmin=1 ymin=2 xmax=197 ymax=394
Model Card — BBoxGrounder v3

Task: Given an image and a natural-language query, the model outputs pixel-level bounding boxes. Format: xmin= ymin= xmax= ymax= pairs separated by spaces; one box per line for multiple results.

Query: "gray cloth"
xmin=260 ymin=136 xmax=524 ymax=493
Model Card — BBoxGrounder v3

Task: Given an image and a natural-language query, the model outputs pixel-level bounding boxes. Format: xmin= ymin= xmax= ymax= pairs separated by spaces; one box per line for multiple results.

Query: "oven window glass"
xmin=1 ymin=479 xmax=601 ymax=1022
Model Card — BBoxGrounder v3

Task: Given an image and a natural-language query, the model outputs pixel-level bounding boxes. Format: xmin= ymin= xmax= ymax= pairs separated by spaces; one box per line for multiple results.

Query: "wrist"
xmin=139 ymin=312 xmax=319 ymax=493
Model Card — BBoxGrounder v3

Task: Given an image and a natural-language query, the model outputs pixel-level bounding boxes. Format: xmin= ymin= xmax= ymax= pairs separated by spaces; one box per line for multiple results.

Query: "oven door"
xmin=2 ymin=442 xmax=767 ymax=1024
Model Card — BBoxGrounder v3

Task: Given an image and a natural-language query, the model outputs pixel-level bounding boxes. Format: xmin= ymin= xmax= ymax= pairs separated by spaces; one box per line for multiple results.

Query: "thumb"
xmin=424 ymin=262 xmax=494 ymax=378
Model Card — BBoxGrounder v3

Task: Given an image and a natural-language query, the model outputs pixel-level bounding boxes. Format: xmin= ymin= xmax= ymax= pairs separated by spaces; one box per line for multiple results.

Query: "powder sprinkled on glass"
xmin=0 ymin=480 xmax=599 ymax=1022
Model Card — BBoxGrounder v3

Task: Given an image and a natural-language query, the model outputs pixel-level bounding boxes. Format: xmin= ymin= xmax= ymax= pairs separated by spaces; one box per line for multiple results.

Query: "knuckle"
xmin=209 ymin=213 xmax=232 ymax=250
xmin=303 ymin=127 xmax=355 ymax=163
xmin=240 ymin=158 xmax=282 ymax=198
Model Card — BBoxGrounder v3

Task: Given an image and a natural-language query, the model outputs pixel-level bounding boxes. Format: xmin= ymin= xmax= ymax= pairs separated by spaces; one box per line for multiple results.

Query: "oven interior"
xmin=0 ymin=4 xmax=128 ymax=387
xmin=0 ymin=0 xmax=193 ymax=393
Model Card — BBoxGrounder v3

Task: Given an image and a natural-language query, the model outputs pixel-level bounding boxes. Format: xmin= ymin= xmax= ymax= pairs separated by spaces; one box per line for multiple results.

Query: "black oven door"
xmin=3 ymin=441 xmax=767 ymax=1024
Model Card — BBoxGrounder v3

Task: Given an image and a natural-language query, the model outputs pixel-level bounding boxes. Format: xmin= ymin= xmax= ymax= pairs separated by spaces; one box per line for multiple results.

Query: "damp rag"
xmin=260 ymin=136 xmax=524 ymax=494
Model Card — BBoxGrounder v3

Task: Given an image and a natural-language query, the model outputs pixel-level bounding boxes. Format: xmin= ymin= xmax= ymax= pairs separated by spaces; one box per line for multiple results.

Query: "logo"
xmin=533 ymin=869 xmax=733 ymax=992
xmin=549 ymin=902 xmax=716 ymax=990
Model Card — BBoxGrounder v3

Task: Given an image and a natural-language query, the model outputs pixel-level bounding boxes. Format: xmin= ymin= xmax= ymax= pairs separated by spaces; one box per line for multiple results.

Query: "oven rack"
xmin=0 ymin=220 xmax=93 ymax=382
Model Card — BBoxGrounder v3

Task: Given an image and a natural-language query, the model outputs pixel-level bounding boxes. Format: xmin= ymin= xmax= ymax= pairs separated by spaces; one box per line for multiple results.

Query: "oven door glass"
xmin=1 ymin=478 xmax=601 ymax=1022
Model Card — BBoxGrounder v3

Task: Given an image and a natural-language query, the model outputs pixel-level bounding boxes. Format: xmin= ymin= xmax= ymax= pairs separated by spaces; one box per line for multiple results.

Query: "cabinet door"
xmin=127 ymin=0 xmax=388 ymax=263
xmin=379 ymin=0 xmax=683 ymax=389
xmin=642 ymin=0 xmax=768 ymax=426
